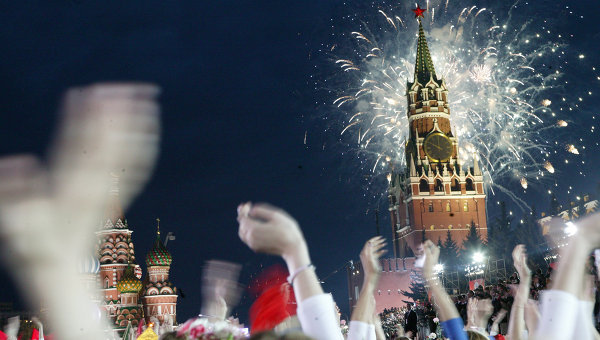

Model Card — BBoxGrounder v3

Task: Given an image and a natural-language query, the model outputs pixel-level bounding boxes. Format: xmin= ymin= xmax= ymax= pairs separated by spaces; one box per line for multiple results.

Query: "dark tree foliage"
xmin=441 ymin=230 xmax=460 ymax=271
xmin=401 ymin=269 xmax=428 ymax=303
xmin=460 ymin=221 xmax=485 ymax=263
xmin=487 ymin=202 xmax=515 ymax=263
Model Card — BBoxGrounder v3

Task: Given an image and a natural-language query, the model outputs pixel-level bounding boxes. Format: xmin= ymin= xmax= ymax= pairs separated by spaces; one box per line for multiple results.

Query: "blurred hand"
xmin=492 ymin=309 xmax=508 ymax=324
xmin=0 ymin=83 xmax=160 ymax=340
xmin=360 ymin=236 xmax=386 ymax=282
xmin=490 ymin=309 xmax=508 ymax=335
xmin=201 ymin=260 xmax=242 ymax=320
xmin=422 ymin=240 xmax=440 ymax=281
xmin=237 ymin=202 xmax=307 ymax=262
xmin=512 ymin=245 xmax=531 ymax=280
xmin=467 ymin=297 xmax=493 ymax=329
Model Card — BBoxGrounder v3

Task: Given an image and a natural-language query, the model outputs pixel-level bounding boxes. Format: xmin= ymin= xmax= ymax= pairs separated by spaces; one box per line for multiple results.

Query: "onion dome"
xmin=116 ymin=265 xmax=143 ymax=293
xmin=78 ymin=254 xmax=100 ymax=275
xmin=145 ymin=219 xmax=172 ymax=267
xmin=146 ymin=235 xmax=172 ymax=267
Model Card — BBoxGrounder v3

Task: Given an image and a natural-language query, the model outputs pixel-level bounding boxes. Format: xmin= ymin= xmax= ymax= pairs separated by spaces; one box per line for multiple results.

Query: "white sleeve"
xmin=296 ymin=294 xmax=344 ymax=340
xmin=347 ymin=321 xmax=375 ymax=340
xmin=571 ymin=300 xmax=596 ymax=340
xmin=535 ymin=290 xmax=578 ymax=340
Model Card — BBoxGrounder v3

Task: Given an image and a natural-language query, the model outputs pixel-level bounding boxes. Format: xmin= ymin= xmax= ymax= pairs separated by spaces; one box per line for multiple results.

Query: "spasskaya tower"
xmin=388 ymin=5 xmax=487 ymax=258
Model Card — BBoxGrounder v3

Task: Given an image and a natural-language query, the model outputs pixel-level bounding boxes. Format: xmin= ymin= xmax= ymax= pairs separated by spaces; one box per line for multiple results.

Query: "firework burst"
xmin=328 ymin=0 xmax=574 ymax=206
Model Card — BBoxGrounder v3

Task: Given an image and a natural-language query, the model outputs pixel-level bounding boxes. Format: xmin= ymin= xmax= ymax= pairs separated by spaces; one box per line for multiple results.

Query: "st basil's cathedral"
xmin=80 ymin=174 xmax=178 ymax=335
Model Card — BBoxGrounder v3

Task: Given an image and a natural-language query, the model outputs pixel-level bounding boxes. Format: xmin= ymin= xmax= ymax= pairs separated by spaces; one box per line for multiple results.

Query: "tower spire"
xmin=156 ymin=218 xmax=161 ymax=237
xmin=103 ymin=172 xmax=125 ymax=228
xmin=412 ymin=6 xmax=438 ymax=85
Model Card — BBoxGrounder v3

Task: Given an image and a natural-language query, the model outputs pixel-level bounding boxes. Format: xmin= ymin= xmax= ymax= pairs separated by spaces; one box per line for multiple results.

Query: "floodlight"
xmin=565 ymin=221 xmax=577 ymax=236
xmin=473 ymin=252 xmax=485 ymax=263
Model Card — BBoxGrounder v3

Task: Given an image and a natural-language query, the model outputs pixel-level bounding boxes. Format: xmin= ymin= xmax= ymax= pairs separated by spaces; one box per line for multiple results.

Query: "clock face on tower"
xmin=423 ymin=132 xmax=452 ymax=162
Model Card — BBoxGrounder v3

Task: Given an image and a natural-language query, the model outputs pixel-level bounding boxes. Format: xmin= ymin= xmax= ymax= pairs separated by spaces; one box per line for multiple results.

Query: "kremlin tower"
xmin=348 ymin=6 xmax=488 ymax=313
xmin=142 ymin=219 xmax=178 ymax=324
xmin=388 ymin=5 xmax=487 ymax=258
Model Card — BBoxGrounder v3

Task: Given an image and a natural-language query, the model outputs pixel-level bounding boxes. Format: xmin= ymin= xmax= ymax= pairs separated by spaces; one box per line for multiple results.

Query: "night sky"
xmin=1 ymin=0 xmax=600 ymax=325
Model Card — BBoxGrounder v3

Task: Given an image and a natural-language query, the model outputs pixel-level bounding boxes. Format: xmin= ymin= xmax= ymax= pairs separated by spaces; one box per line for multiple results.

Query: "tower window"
xmin=451 ymin=178 xmax=461 ymax=191
xmin=466 ymin=178 xmax=475 ymax=191
xmin=428 ymin=203 xmax=434 ymax=212
xmin=435 ymin=179 xmax=444 ymax=192
xmin=446 ymin=202 xmax=451 ymax=212
xmin=463 ymin=202 xmax=469 ymax=212
xmin=419 ymin=179 xmax=429 ymax=193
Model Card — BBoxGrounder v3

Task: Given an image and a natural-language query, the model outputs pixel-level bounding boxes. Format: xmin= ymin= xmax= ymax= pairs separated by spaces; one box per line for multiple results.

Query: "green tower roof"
xmin=116 ymin=265 xmax=142 ymax=293
xmin=413 ymin=19 xmax=438 ymax=85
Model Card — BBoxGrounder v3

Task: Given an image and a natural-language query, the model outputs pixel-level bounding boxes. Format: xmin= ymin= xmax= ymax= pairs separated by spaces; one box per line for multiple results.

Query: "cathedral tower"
xmin=388 ymin=6 xmax=487 ymax=258
xmin=142 ymin=220 xmax=178 ymax=324
xmin=95 ymin=174 xmax=144 ymax=332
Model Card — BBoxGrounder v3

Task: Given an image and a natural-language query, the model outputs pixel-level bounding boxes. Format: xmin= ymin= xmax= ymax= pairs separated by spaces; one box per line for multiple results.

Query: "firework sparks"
xmin=567 ymin=144 xmax=579 ymax=155
xmin=544 ymin=161 xmax=555 ymax=174
xmin=326 ymin=0 xmax=577 ymax=204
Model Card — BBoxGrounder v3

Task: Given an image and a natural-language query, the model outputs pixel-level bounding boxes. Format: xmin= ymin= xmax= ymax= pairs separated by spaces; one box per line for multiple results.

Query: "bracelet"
xmin=287 ymin=263 xmax=315 ymax=285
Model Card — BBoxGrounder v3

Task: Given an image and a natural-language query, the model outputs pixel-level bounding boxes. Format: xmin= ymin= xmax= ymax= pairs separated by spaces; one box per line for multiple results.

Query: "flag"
xmin=137 ymin=318 xmax=146 ymax=337
xmin=469 ymin=279 xmax=484 ymax=290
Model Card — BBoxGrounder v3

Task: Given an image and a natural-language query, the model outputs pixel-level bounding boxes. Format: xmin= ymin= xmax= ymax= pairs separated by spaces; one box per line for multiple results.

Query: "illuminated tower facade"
xmin=96 ymin=175 xmax=144 ymax=331
xmin=142 ymin=221 xmax=178 ymax=324
xmin=388 ymin=8 xmax=487 ymax=258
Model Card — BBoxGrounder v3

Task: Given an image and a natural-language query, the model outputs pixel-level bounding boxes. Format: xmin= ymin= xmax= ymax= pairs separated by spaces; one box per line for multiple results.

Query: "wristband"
xmin=287 ymin=263 xmax=315 ymax=285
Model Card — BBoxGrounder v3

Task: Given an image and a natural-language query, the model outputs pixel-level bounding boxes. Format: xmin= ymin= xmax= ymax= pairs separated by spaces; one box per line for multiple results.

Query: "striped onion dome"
xmin=78 ymin=254 xmax=100 ymax=274
xmin=116 ymin=265 xmax=143 ymax=293
xmin=145 ymin=235 xmax=172 ymax=267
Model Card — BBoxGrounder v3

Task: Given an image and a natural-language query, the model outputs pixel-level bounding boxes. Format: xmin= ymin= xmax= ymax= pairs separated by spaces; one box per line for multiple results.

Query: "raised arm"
xmin=348 ymin=236 xmax=386 ymax=340
xmin=351 ymin=236 xmax=386 ymax=323
xmin=423 ymin=240 xmax=460 ymax=321
xmin=507 ymin=244 xmax=531 ymax=340
xmin=0 ymin=84 xmax=160 ymax=340
xmin=422 ymin=240 xmax=467 ymax=340
xmin=532 ymin=213 xmax=600 ymax=340
xmin=237 ymin=202 xmax=343 ymax=340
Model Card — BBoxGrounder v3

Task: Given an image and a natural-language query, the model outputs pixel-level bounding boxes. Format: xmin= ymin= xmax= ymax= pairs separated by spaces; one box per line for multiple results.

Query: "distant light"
xmin=473 ymin=252 xmax=485 ymax=263
xmin=433 ymin=263 xmax=444 ymax=273
xmin=565 ymin=222 xmax=577 ymax=236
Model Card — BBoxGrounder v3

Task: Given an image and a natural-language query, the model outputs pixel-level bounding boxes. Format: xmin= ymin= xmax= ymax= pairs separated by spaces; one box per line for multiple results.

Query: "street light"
xmin=433 ymin=263 xmax=444 ymax=274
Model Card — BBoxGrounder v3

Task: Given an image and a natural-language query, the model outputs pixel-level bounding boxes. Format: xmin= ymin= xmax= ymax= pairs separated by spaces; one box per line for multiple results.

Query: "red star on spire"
xmin=412 ymin=5 xmax=427 ymax=18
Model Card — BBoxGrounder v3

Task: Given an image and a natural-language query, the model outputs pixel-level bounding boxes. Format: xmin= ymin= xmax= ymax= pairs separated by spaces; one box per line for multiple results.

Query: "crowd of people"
xmin=1 ymin=84 xmax=600 ymax=339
